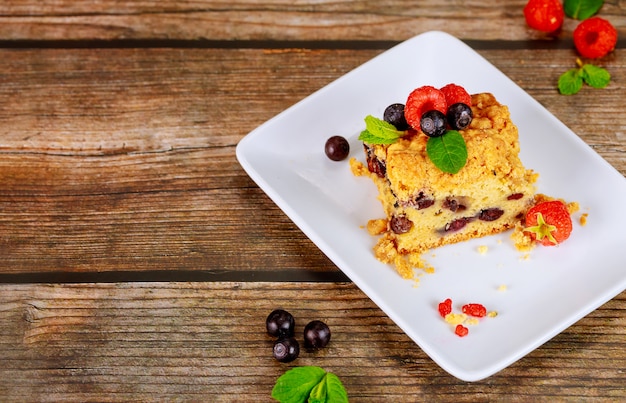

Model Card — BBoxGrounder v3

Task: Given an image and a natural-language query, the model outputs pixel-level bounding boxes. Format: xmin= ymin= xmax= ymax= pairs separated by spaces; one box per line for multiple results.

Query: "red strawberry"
xmin=440 ymin=83 xmax=471 ymax=107
xmin=574 ymin=17 xmax=618 ymax=59
xmin=524 ymin=200 xmax=573 ymax=246
xmin=404 ymin=86 xmax=447 ymax=131
xmin=523 ymin=0 xmax=564 ymax=33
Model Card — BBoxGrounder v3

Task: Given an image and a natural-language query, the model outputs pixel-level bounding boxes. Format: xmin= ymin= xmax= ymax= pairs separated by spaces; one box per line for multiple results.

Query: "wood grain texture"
xmin=0 ymin=47 xmax=623 ymax=274
xmin=0 ymin=2 xmax=624 ymax=399
xmin=0 ymin=0 xmax=624 ymax=41
xmin=0 ymin=282 xmax=624 ymax=401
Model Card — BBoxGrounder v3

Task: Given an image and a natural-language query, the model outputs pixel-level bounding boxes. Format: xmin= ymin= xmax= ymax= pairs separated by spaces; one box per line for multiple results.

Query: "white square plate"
xmin=236 ymin=31 xmax=626 ymax=381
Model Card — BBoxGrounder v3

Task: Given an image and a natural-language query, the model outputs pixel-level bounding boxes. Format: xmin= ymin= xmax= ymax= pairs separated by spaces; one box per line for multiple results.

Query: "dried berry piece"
xmin=478 ymin=208 xmax=504 ymax=222
xmin=364 ymin=144 xmax=386 ymax=178
xmin=438 ymin=298 xmax=452 ymax=318
xmin=507 ymin=193 xmax=524 ymax=200
xmin=404 ymin=192 xmax=435 ymax=210
xmin=390 ymin=215 xmax=413 ymax=234
xmin=462 ymin=303 xmax=487 ymax=318
xmin=454 ymin=324 xmax=469 ymax=337
xmin=443 ymin=197 xmax=466 ymax=213
xmin=445 ymin=217 xmax=469 ymax=232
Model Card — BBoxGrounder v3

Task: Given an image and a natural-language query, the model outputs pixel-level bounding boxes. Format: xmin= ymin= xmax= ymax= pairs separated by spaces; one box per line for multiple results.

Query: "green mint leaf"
xmin=426 ymin=130 xmax=467 ymax=174
xmin=564 ymin=0 xmax=604 ymax=20
xmin=308 ymin=373 xmax=349 ymax=403
xmin=321 ymin=373 xmax=349 ymax=403
xmin=358 ymin=129 xmax=398 ymax=144
xmin=582 ymin=64 xmax=611 ymax=88
xmin=307 ymin=375 xmax=327 ymax=403
xmin=271 ymin=366 xmax=326 ymax=403
xmin=364 ymin=115 xmax=405 ymax=140
xmin=558 ymin=68 xmax=584 ymax=95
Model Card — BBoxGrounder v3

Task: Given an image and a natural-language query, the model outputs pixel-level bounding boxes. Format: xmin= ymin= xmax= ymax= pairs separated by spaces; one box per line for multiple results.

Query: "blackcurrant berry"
xmin=383 ymin=103 xmax=409 ymax=130
xmin=266 ymin=309 xmax=295 ymax=338
xmin=303 ymin=320 xmax=331 ymax=350
xmin=273 ymin=337 xmax=300 ymax=363
xmin=446 ymin=103 xmax=473 ymax=130
xmin=420 ymin=110 xmax=447 ymax=137
xmin=324 ymin=136 xmax=350 ymax=161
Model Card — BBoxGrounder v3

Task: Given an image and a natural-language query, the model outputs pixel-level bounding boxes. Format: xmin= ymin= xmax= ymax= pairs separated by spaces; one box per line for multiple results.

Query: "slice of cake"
xmin=350 ymin=90 xmax=538 ymax=278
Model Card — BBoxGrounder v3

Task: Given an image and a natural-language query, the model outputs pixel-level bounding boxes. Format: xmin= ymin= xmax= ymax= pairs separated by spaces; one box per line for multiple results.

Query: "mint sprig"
xmin=358 ymin=115 xmax=406 ymax=144
xmin=558 ymin=58 xmax=610 ymax=95
xmin=426 ymin=130 xmax=468 ymax=174
xmin=564 ymin=0 xmax=604 ymax=20
xmin=271 ymin=366 xmax=349 ymax=403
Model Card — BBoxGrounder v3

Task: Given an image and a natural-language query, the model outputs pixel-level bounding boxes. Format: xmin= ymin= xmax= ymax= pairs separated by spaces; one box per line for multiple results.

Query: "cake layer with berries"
xmin=351 ymin=91 xmax=538 ymax=279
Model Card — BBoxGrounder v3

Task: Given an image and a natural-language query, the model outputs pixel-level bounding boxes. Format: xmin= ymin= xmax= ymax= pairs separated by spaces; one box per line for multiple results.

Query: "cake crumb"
xmin=487 ymin=311 xmax=498 ymax=318
xmin=367 ymin=218 xmax=388 ymax=235
xmin=497 ymin=284 xmax=508 ymax=292
xmin=477 ymin=245 xmax=489 ymax=255
xmin=444 ymin=313 xmax=468 ymax=325
xmin=349 ymin=157 xmax=369 ymax=177
xmin=465 ymin=317 xmax=480 ymax=326
xmin=580 ymin=213 xmax=588 ymax=226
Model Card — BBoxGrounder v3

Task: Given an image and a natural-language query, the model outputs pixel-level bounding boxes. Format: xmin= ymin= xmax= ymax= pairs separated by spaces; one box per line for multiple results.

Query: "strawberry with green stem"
xmin=524 ymin=200 xmax=573 ymax=246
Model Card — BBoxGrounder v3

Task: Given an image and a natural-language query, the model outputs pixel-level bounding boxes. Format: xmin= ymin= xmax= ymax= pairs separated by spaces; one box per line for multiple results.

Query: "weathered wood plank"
xmin=0 ymin=0 xmax=624 ymax=41
xmin=0 ymin=283 xmax=626 ymax=401
xmin=0 ymin=282 xmax=624 ymax=401
xmin=0 ymin=47 xmax=623 ymax=274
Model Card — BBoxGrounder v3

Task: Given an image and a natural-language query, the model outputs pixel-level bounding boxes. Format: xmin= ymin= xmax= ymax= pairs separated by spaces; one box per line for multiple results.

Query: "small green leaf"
xmin=307 ymin=376 xmax=327 ymax=403
xmin=358 ymin=115 xmax=406 ymax=144
xmin=271 ymin=366 xmax=326 ymax=403
xmin=558 ymin=68 xmax=584 ymax=95
xmin=564 ymin=0 xmax=604 ymax=20
xmin=426 ymin=130 xmax=467 ymax=174
xmin=582 ymin=64 xmax=611 ymax=88
xmin=364 ymin=115 xmax=404 ymax=140
xmin=320 ymin=373 xmax=349 ymax=403
xmin=358 ymin=129 xmax=398 ymax=144
xmin=271 ymin=367 xmax=349 ymax=403
xmin=307 ymin=373 xmax=349 ymax=403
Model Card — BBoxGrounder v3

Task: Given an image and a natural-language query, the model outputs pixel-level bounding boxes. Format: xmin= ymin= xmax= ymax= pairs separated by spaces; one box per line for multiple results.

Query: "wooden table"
xmin=0 ymin=1 xmax=624 ymax=401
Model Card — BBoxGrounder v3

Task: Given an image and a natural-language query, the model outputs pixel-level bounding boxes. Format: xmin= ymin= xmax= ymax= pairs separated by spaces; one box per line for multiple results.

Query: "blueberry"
xmin=447 ymin=103 xmax=473 ymax=130
xmin=266 ymin=309 xmax=295 ymax=338
xmin=420 ymin=110 xmax=447 ymax=137
xmin=325 ymin=135 xmax=350 ymax=161
xmin=273 ymin=337 xmax=300 ymax=362
xmin=303 ymin=320 xmax=331 ymax=350
xmin=383 ymin=103 xmax=409 ymax=130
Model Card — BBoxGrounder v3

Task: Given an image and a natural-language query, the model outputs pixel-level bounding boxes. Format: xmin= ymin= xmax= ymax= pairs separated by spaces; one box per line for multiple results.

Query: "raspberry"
xmin=574 ymin=17 xmax=618 ymax=59
xmin=523 ymin=0 xmax=564 ymax=33
xmin=440 ymin=83 xmax=471 ymax=107
xmin=404 ymin=86 xmax=447 ymax=131
xmin=524 ymin=200 xmax=573 ymax=246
